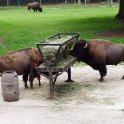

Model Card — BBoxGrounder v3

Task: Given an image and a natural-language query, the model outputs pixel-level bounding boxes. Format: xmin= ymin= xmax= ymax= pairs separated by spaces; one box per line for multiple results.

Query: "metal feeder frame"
xmin=36 ymin=32 xmax=79 ymax=99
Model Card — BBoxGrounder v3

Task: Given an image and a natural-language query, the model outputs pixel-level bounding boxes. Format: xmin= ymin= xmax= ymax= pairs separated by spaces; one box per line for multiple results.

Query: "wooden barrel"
xmin=1 ymin=70 xmax=20 ymax=102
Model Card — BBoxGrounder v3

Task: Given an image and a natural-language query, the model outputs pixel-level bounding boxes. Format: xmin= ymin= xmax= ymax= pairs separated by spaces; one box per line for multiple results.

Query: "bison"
xmin=27 ymin=2 xmax=42 ymax=12
xmin=0 ymin=48 xmax=43 ymax=88
xmin=70 ymin=39 xmax=124 ymax=82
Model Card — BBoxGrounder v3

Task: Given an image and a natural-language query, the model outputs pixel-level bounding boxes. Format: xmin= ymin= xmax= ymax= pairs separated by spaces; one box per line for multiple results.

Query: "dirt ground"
xmin=97 ymin=30 xmax=124 ymax=38
xmin=0 ymin=64 xmax=124 ymax=124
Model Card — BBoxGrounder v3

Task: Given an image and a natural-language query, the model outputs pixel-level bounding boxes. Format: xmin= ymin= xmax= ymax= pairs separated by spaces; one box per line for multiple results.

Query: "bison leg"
xmin=35 ymin=72 xmax=41 ymax=86
xmin=29 ymin=72 xmax=34 ymax=89
xmin=29 ymin=67 xmax=39 ymax=89
xmin=33 ymin=8 xmax=36 ymax=12
xmin=39 ymin=7 xmax=42 ymax=12
xmin=23 ymin=74 xmax=29 ymax=89
xmin=28 ymin=7 xmax=31 ymax=12
xmin=99 ymin=65 xmax=107 ymax=82
xmin=122 ymin=75 xmax=124 ymax=80
xmin=36 ymin=8 xmax=39 ymax=12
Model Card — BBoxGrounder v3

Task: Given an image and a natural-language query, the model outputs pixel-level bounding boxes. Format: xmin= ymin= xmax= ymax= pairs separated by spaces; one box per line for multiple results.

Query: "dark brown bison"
xmin=70 ymin=39 xmax=124 ymax=82
xmin=0 ymin=48 xmax=43 ymax=88
xmin=27 ymin=2 xmax=42 ymax=12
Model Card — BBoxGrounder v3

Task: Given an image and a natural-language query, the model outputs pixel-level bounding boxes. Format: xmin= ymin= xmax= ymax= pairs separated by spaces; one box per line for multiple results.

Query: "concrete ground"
xmin=0 ymin=65 xmax=124 ymax=124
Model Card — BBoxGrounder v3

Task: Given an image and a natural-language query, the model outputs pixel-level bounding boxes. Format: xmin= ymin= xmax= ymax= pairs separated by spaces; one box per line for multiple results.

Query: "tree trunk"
xmin=7 ymin=0 xmax=9 ymax=6
xmin=78 ymin=0 xmax=81 ymax=5
xmin=39 ymin=0 xmax=41 ymax=5
xmin=18 ymin=0 xmax=20 ymax=6
xmin=85 ymin=0 xmax=90 ymax=5
xmin=108 ymin=0 xmax=113 ymax=5
xmin=65 ymin=0 xmax=67 ymax=4
xmin=107 ymin=0 xmax=113 ymax=6
xmin=116 ymin=0 xmax=124 ymax=19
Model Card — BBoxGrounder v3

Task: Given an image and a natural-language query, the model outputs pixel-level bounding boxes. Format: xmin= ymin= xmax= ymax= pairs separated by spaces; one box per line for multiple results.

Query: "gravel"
xmin=0 ymin=65 xmax=124 ymax=124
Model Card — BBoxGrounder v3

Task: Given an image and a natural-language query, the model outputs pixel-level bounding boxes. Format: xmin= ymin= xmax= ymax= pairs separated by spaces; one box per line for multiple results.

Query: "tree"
xmin=84 ymin=0 xmax=90 ymax=5
xmin=17 ymin=0 xmax=20 ymax=6
xmin=108 ymin=0 xmax=113 ymax=5
xmin=65 ymin=0 xmax=67 ymax=4
xmin=78 ymin=0 xmax=81 ymax=4
xmin=39 ymin=0 xmax=41 ymax=5
xmin=7 ymin=0 xmax=9 ymax=6
xmin=116 ymin=0 xmax=124 ymax=19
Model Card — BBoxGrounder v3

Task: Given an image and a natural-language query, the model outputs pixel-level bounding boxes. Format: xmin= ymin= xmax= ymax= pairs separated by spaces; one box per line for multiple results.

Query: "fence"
xmin=0 ymin=0 xmax=119 ymax=6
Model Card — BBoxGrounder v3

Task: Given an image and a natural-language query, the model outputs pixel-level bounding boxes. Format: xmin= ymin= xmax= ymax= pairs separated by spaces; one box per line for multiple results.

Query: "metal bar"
xmin=67 ymin=68 xmax=71 ymax=81
xmin=53 ymin=72 xmax=59 ymax=86
xmin=36 ymin=43 xmax=62 ymax=46
xmin=59 ymin=32 xmax=79 ymax=35
xmin=48 ymin=66 xmax=55 ymax=99
xmin=65 ymin=67 xmax=74 ymax=82
xmin=37 ymin=32 xmax=79 ymax=44
xmin=36 ymin=32 xmax=79 ymax=98
xmin=39 ymin=73 xmax=49 ymax=79
xmin=54 ymin=45 xmax=62 ymax=66
xmin=46 ymin=33 xmax=60 ymax=41
xmin=36 ymin=44 xmax=48 ymax=67
xmin=37 ymin=35 xmax=78 ymax=46
xmin=37 ymin=57 xmax=77 ymax=72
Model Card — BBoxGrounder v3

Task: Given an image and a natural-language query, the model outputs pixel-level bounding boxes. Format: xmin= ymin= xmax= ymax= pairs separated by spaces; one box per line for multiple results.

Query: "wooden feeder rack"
xmin=36 ymin=32 xmax=79 ymax=99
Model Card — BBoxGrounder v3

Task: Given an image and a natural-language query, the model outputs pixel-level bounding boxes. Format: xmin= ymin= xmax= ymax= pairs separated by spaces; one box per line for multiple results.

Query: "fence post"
xmin=7 ymin=0 xmax=9 ymax=6
xmin=108 ymin=0 xmax=113 ymax=5
xmin=78 ymin=0 xmax=81 ymax=5
xmin=85 ymin=0 xmax=90 ymax=6
xmin=39 ymin=0 xmax=41 ymax=5
xmin=18 ymin=0 xmax=20 ymax=7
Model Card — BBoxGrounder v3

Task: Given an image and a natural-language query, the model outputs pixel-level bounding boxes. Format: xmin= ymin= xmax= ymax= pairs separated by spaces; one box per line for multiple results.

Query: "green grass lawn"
xmin=0 ymin=4 xmax=123 ymax=54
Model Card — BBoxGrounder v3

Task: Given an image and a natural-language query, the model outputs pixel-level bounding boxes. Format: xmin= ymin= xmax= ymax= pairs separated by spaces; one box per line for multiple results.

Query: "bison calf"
xmin=27 ymin=2 xmax=42 ymax=12
xmin=0 ymin=48 xmax=42 ymax=88
xmin=70 ymin=39 xmax=124 ymax=82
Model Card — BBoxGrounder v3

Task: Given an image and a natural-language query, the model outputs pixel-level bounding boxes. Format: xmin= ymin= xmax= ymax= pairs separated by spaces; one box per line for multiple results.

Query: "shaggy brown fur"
xmin=70 ymin=39 xmax=124 ymax=82
xmin=0 ymin=48 xmax=43 ymax=88
xmin=88 ymin=39 xmax=113 ymax=64
xmin=27 ymin=2 xmax=42 ymax=12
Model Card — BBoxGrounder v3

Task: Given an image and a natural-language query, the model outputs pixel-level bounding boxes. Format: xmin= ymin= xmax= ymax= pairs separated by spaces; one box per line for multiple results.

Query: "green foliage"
xmin=0 ymin=5 xmax=123 ymax=54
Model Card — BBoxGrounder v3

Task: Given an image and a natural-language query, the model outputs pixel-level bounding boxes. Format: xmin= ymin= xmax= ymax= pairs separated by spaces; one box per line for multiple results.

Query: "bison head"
xmin=70 ymin=39 xmax=89 ymax=61
xmin=39 ymin=7 xmax=42 ymax=12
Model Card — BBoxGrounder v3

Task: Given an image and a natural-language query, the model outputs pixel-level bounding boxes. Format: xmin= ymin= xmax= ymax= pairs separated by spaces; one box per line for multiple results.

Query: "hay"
xmin=41 ymin=36 xmax=73 ymax=65
xmin=45 ymin=36 xmax=72 ymax=44
xmin=42 ymin=46 xmax=59 ymax=63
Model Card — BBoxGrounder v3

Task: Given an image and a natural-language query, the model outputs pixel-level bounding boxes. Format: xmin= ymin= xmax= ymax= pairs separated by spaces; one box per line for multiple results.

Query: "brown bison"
xmin=0 ymin=48 xmax=42 ymax=88
xmin=70 ymin=39 xmax=124 ymax=82
xmin=27 ymin=2 xmax=42 ymax=12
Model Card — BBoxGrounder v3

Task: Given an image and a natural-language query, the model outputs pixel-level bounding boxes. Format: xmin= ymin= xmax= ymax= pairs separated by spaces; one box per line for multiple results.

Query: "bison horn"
xmin=83 ymin=43 xmax=88 ymax=48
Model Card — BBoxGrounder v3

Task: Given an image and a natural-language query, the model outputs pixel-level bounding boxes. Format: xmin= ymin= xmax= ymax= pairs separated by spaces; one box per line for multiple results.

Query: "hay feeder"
xmin=37 ymin=32 xmax=79 ymax=99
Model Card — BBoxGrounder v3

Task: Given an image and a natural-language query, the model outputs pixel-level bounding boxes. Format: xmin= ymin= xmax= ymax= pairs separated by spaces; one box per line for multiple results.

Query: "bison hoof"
xmin=47 ymin=96 xmax=56 ymax=100
xmin=121 ymin=76 xmax=124 ymax=80
xmin=64 ymin=79 xmax=74 ymax=82
xmin=25 ymin=86 xmax=29 ymax=89
xmin=99 ymin=78 xmax=104 ymax=82
xmin=30 ymin=87 xmax=34 ymax=89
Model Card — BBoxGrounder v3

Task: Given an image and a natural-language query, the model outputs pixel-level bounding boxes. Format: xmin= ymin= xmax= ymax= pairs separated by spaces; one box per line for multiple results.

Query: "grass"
xmin=0 ymin=4 xmax=123 ymax=54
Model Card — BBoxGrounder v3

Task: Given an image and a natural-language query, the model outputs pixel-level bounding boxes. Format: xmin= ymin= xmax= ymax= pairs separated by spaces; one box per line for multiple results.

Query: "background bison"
xmin=27 ymin=2 xmax=42 ymax=12
xmin=0 ymin=48 xmax=42 ymax=89
xmin=70 ymin=39 xmax=124 ymax=82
